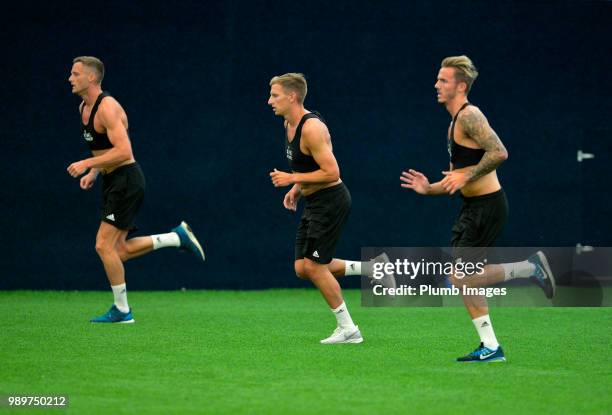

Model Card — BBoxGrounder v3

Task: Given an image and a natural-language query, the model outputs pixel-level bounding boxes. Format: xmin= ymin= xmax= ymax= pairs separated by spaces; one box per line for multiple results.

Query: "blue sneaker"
xmin=527 ymin=251 xmax=555 ymax=298
xmin=457 ymin=343 xmax=506 ymax=362
xmin=172 ymin=221 xmax=206 ymax=261
xmin=90 ymin=305 xmax=135 ymax=323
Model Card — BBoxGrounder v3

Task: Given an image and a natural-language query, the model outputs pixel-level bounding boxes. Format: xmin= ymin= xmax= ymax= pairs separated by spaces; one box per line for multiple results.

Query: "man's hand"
xmin=67 ymin=160 xmax=90 ymax=178
xmin=400 ymin=169 xmax=431 ymax=194
xmin=283 ymin=186 xmax=301 ymax=211
xmin=440 ymin=170 xmax=469 ymax=195
xmin=79 ymin=171 xmax=98 ymax=190
xmin=270 ymin=168 xmax=295 ymax=187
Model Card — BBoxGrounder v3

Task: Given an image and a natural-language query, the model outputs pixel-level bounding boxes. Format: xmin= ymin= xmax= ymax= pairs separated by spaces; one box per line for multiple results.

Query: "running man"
xmin=401 ymin=56 xmax=555 ymax=362
xmin=67 ymin=56 xmax=205 ymax=323
xmin=268 ymin=73 xmax=394 ymax=344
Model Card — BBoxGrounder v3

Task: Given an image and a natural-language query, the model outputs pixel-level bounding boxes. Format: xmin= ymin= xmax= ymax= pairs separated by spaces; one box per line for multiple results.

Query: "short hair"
xmin=441 ymin=55 xmax=478 ymax=93
xmin=73 ymin=56 xmax=105 ymax=84
xmin=269 ymin=73 xmax=307 ymax=104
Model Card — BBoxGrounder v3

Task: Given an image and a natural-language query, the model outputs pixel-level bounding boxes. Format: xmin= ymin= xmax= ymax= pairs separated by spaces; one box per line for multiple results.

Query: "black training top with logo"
xmin=285 ymin=112 xmax=326 ymax=173
xmin=80 ymin=91 xmax=113 ymax=151
xmin=447 ymin=102 xmax=486 ymax=169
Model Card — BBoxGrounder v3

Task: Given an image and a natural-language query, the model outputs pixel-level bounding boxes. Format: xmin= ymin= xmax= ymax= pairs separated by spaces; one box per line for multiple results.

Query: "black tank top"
xmin=448 ymin=102 xmax=485 ymax=169
xmin=285 ymin=112 xmax=325 ymax=173
xmin=80 ymin=92 xmax=113 ymax=151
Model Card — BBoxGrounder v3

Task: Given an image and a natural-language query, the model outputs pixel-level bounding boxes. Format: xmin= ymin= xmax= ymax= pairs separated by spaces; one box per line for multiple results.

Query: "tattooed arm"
xmin=439 ymin=106 xmax=508 ymax=194
xmin=459 ymin=106 xmax=508 ymax=182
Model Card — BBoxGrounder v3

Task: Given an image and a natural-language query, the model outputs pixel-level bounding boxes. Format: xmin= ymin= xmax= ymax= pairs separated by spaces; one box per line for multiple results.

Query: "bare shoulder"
xmin=99 ymin=95 xmax=122 ymax=111
xmin=97 ymin=96 xmax=127 ymax=122
xmin=301 ymin=117 xmax=329 ymax=141
xmin=457 ymin=104 xmax=505 ymax=151
xmin=458 ymin=105 xmax=488 ymax=124
xmin=457 ymin=105 xmax=492 ymax=137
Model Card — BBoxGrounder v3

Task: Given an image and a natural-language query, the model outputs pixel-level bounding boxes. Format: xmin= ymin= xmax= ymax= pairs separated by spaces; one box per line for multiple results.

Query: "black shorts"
xmin=451 ymin=188 xmax=508 ymax=263
xmin=101 ymin=162 xmax=145 ymax=230
xmin=295 ymin=182 xmax=351 ymax=264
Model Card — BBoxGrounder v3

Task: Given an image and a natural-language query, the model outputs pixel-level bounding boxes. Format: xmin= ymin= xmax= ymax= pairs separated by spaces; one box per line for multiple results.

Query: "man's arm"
xmin=68 ymin=99 xmax=134 ymax=177
xmin=270 ymin=119 xmax=339 ymax=187
xmin=424 ymin=181 xmax=449 ymax=195
xmin=458 ymin=106 xmax=508 ymax=182
xmin=86 ymin=167 xmax=101 ymax=178
xmin=283 ymin=183 xmax=302 ymax=211
xmin=291 ymin=120 xmax=339 ymax=184
xmin=80 ymin=167 xmax=101 ymax=189
xmin=84 ymin=100 xmax=134 ymax=169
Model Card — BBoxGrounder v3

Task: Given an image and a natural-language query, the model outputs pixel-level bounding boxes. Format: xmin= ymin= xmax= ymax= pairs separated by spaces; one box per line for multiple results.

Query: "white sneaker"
xmin=369 ymin=253 xmax=397 ymax=292
xmin=320 ymin=325 xmax=363 ymax=344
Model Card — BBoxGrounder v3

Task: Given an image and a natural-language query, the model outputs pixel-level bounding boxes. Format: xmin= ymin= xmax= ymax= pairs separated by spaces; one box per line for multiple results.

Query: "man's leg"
xmin=303 ymin=258 xmax=344 ymax=308
xmin=302 ymin=258 xmax=363 ymax=344
xmin=116 ymin=235 xmax=154 ymax=262
xmin=327 ymin=255 xmax=391 ymax=278
xmin=450 ymin=192 xmax=508 ymax=361
xmin=325 ymin=259 xmax=348 ymax=278
xmin=91 ymin=222 xmax=134 ymax=323
xmin=459 ymin=294 xmax=505 ymax=362
xmin=295 ymin=256 xmax=396 ymax=290
xmin=114 ymin=221 xmax=206 ymax=263
xmin=295 ymin=258 xmax=352 ymax=279
xmin=450 ymin=272 xmax=495 ymax=337
xmin=450 ymin=272 xmax=504 ymax=362
xmin=448 ymin=256 xmax=555 ymax=299
xmin=461 ymin=294 xmax=498 ymax=349
xmin=500 ymin=252 xmax=556 ymax=298
xmin=96 ymin=221 xmax=128 ymax=286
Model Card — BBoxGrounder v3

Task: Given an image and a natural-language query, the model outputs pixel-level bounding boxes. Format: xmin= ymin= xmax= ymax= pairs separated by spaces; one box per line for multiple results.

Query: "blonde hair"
xmin=269 ymin=73 xmax=307 ymax=104
xmin=441 ymin=55 xmax=478 ymax=93
xmin=73 ymin=56 xmax=105 ymax=84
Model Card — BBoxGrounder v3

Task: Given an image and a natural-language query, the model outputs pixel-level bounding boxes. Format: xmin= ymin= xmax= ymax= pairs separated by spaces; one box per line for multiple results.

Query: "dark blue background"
xmin=2 ymin=1 xmax=610 ymax=289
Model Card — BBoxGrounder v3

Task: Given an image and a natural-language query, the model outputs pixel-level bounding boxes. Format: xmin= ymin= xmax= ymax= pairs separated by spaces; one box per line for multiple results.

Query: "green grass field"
xmin=1 ymin=290 xmax=610 ymax=414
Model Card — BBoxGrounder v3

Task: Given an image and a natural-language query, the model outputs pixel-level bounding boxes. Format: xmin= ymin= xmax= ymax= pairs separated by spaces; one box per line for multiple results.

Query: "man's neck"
xmin=81 ymin=86 xmax=103 ymax=106
xmin=445 ymin=96 xmax=469 ymax=118
xmin=285 ymin=106 xmax=307 ymax=127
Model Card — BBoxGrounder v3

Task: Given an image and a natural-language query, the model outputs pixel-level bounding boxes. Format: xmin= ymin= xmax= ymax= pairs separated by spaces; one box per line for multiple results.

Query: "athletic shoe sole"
xmin=533 ymin=250 xmax=555 ymax=298
xmin=461 ymin=356 xmax=506 ymax=363
xmin=181 ymin=221 xmax=206 ymax=261
xmin=369 ymin=253 xmax=397 ymax=300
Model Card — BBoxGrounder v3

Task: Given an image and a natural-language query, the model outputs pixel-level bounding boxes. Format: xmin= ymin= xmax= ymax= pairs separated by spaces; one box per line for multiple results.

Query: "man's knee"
xmin=96 ymin=233 xmax=120 ymax=259
xmin=294 ymin=260 xmax=308 ymax=280
xmin=95 ymin=237 xmax=114 ymax=257
xmin=449 ymin=273 xmax=466 ymax=288
xmin=303 ymin=259 xmax=326 ymax=279
xmin=96 ymin=223 xmax=125 ymax=259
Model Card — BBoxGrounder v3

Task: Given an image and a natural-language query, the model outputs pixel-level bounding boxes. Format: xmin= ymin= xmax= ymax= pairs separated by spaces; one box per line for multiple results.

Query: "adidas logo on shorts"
xmin=312 ymin=251 xmax=320 ymax=258
xmin=106 ymin=213 xmax=115 ymax=221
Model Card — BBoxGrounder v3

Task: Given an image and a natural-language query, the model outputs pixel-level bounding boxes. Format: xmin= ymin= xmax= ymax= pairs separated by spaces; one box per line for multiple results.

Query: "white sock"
xmin=344 ymin=261 xmax=362 ymax=276
xmin=111 ymin=283 xmax=129 ymax=313
xmin=151 ymin=233 xmax=180 ymax=250
xmin=472 ymin=314 xmax=499 ymax=350
xmin=332 ymin=301 xmax=355 ymax=329
xmin=502 ymin=260 xmax=536 ymax=281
